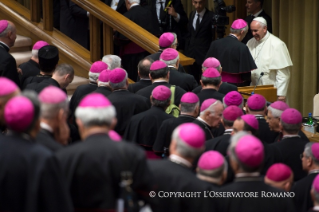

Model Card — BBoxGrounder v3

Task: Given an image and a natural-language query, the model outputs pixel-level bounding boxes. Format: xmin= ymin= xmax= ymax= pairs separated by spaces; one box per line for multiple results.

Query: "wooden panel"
xmin=0 ymin=1 xmax=91 ymax=78
xmin=72 ymin=0 xmax=194 ymax=66
xmin=89 ymin=14 xmax=101 ymax=62
xmin=42 ymin=0 xmax=53 ymax=31
xmin=103 ymin=23 xmax=113 ymax=55
xmin=29 ymin=0 xmax=40 ymax=22
xmin=238 ymin=85 xmax=277 ymax=102
xmin=235 ymin=0 xmax=247 ymax=19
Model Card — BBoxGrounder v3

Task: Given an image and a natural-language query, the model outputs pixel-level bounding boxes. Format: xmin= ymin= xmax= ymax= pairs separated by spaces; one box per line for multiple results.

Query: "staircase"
xmin=10 ymin=35 xmax=89 ymax=98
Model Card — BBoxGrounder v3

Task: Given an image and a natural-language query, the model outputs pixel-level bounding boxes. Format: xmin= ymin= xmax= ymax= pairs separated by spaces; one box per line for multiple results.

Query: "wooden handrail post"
xmin=30 ymin=0 xmax=40 ymax=23
xmin=89 ymin=14 xmax=101 ymax=62
xmin=103 ymin=23 xmax=114 ymax=55
xmin=42 ymin=0 xmax=53 ymax=31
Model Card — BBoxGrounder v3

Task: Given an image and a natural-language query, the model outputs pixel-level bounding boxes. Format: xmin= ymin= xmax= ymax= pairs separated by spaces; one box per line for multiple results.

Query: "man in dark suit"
xmin=103 ymin=0 xmax=147 ymax=15
xmin=19 ymin=41 xmax=49 ymax=86
xmin=197 ymin=68 xmax=224 ymax=104
xmin=160 ymin=48 xmax=198 ymax=91
xmin=128 ymin=57 xmax=153 ymax=93
xmin=148 ymin=0 xmax=188 ymax=48
xmin=114 ymin=0 xmax=160 ymax=81
xmin=107 ymin=68 xmax=149 ymax=136
xmin=192 ymin=57 xmax=238 ymax=95
xmin=184 ymin=0 xmax=214 ymax=82
xmin=270 ymin=108 xmax=309 ymax=181
xmin=242 ymin=0 xmax=272 ymax=44
xmin=213 ymin=132 xmax=296 ymax=212
xmin=36 ymin=86 xmax=69 ymax=152
xmin=60 ymin=0 xmax=89 ymax=49
xmin=292 ymin=143 xmax=319 ymax=212
xmin=0 ymin=20 xmax=20 ymax=88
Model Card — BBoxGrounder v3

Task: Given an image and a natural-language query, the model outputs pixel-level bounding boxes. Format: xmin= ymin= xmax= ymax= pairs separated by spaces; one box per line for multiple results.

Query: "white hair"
xmin=200 ymin=100 xmax=222 ymax=116
xmin=109 ymin=71 xmax=128 ymax=90
xmin=127 ymin=0 xmax=140 ymax=4
xmin=31 ymin=49 xmax=39 ymax=58
xmin=160 ymin=55 xmax=180 ymax=66
xmin=223 ymin=97 xmax=244 ymax=109
xmin=102 ymin=55 xmax=121 ymax=70
xmin=267 ymin=106 xmax=283 ymax=118
xmin=88 ymin=72 xmax=100 ymax=83
xmin=172 ymin=127 xmax=203 ymax=158
xmin=230 ymin=24 xmax=249 ymax=35
xmin=98 ymin=81 xmax=110 ymax=87
xmin=40 ymin=99 xmax=69 ymax=119
xmin=75 ymin=106 xmax=116 ymax=127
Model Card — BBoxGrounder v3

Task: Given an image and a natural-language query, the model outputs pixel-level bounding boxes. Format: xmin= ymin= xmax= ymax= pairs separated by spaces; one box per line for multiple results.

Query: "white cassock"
xmin=247 ymin=32 xmax=293 ymax=96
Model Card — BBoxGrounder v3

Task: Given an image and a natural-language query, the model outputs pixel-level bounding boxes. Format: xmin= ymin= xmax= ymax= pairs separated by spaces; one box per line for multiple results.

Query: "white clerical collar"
xmin=140 ymin=78 xmax=151 ymax=80
xmin=168 ymin=65 xmax=175 ymax=68
xmin=40 ymin=122 xmax=53 ymax=133
xmin=130 ymin=3 xmax=139 ymax=8
xmin=169 ymin=154 xmax=192 ymax=168
xmin=197 ymin=117 xmax=211 ymax=127
xmin=309 ymin=169 xmax=319 ymax=175
xmin=313 ymin=206 xmax=319 ymax=211
xmin=282 ymin=134 xmax=300 ymax=139
xmin=225 ymin=129 xmax=233 ymax=133
xmin=236 ymin=172 xmax=260 ymax=178
xmin=196 ymin=8 xmax=206 ymax=18
xmin=258 ymin=31 xmax=270 ymax=44
xmin=0 ymin=41 xmax=9 ymax=49
xmin=253 ymin=9 xmax=263 ymax=17
xmin=153 ymin=79 xmax=167 ymax=83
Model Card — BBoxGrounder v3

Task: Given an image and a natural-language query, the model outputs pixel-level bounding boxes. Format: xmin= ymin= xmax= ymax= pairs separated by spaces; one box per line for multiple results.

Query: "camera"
xmin=213 ymin=0 xmax=236 ymax=39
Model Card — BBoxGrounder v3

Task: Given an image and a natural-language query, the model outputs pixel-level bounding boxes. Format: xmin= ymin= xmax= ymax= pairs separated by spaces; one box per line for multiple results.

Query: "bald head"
xmin=250 ymin=18 xmax=267 ymax=41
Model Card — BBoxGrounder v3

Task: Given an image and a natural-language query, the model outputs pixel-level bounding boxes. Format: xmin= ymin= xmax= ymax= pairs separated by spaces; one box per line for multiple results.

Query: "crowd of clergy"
xmin=0 ymin=13 xmax=316 ymax=212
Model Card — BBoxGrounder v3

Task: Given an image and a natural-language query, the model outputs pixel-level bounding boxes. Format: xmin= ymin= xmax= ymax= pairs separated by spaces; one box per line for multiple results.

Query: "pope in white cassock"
xmin=247 ymin=17 xmax=292 ymax=102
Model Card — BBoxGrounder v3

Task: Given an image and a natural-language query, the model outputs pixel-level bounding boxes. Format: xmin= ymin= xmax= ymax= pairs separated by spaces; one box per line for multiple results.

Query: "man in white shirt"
xmin=247 ymin=17 xmax=293 ymax=102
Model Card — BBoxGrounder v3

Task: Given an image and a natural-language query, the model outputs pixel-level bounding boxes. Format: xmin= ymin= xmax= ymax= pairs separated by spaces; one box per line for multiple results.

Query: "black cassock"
xmin=153 ymin=115 xmax=196 ymax=155
xmin=19 ymin=59 xmax=40 ymax=86
xmin=69 ymin=83 xmax=98 ymax=116
xmin=36 ymin=128 xmax=63 ymax=152
xmin=128 ymin=79 xmax=152 ymax=93
xmin=93 ymin=86 xmax=112 ymax=97
xmin=292 ymin=172 xmax=319 ymax=212
xmin=168 ymin=67 xmax=198 ymax=92
xmin=255 ymin=116 xmax=279 ymax=144
xmin=0 ymin=43 xmax=20 ymax=87
xmin=213 ymin=176 xmax=296 ymax=212
xmin=107 ymin=90 xmax=149 ymax=136
xmin=147 ymin=51 xmax=185 ymax=73
xmin=148 ymin=159 xmax=211 ymax=212
xmin=205 ymin=130 xmax=232 ymax=156
xmin=197 ymin=88 xmax=225 ymax=105
xmin=25 ymin=77 xmax=62 ymax=94
xmin=0 ymin=133 xmax=72 ymax=212
xmin=56 ymin=133 xmax=152 ymax=210
xmin=193 ymin=118 xmax=214 ymax=140
xmin=274 ymin=130 xmax=309 ymax=142
xmin=22 ymin=74 xmax=51 ymax=90
xmin=136 ymin=81 xmax=186 ymax=107
xmin=270 ymin=136 xmax=309 ymax=181
xmin=123 ymin=106 xmax=173 ymax=150
xmin=205 ymin=35 xmax=257 ymax=84
xmin=192 ymin=82 xmax=237 ymax=95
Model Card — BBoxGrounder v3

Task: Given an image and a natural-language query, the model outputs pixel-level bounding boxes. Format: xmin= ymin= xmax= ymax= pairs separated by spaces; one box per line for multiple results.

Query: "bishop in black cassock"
xmin=128 ymin=57 xmax=153 ymax=93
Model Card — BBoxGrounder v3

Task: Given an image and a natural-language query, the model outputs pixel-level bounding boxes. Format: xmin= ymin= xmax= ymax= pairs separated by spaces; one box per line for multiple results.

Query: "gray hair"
xmin=200 ymin=100 xmax=222 ymax=116
xmin=223 ymin=97 xmax=244 ymax=109
xmin=75 ymin=106 xmax=116 ymax=127
xmin=0 ymin=22 xmax=12 ymax=37
xmin=197 ymin=160 xmax=228 ymax=180
xmin=89 ymin=72 xmax=100 ymax=83
xmin=41 ymin=99 xmax=69 ymax=119
xmin=102 ymin=55 xmax=121 ymax=70
xmin=267 ymin=106 xmax=283 ymax=118
xmin=180 ymin=102 xmax=199 ymax=113
xmin=201 ymin=75 xmax=221 ymax=86
xmin=172 ymin=127 xmax=203 ymax=158
xmin=304 ymin=143 xmax=319 ymax=166
xmin=109 ymin=71 xmax=128 ymax=90
xmin=31 ymin=49 xmax=39 ymax=58
xmin=98 ymin=81 xmax=110 ymax=87
xmin=202 ymin=65 xmax=221 ymax=72
xmin=280 ymin=120 xmax=301 ymax=134
xmin=54 ymin=64 xmax=74 ymax=77
xmin=230 ymin=24 xmax=249 ymax=35
xmin=228 ymin=131 xmax=262 ymax=172
xmin=160 ymin=54 xmax=180 ymax=66
xmin=127 ymin=0 xmax=140 ymax=4
xmin=171 ymin=32 xmax=178 ymax=46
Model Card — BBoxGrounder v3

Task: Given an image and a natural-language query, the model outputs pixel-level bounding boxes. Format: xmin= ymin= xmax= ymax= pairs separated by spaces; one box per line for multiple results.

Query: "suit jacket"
xmin=184 ymin=9 xmax=214 ymax=65
xmin=25 ymin=77 xmax=61 ymax=94
xmin=60 ymin=0 xmax=89 ymax=49
xmin=192 ymin=82 xmax=237 ymax=95
xmin=168 ymin=67 xmax=198 ymax=91
xmin=128 ymin=79 xmax=152 ymax=93
xmin=242 ymin=10 xmax=273 ymax=44
xmin=205 ymin=133 xmax=231 ymax=156
xmin=19 ymin=59 xmax=40 ymax=86
xmin=0 ymin=42 xmax=20 ymax=87
xmin=104 ymin=0 xmax=147 ymax=15
xmin=107 ymin=90 xmax=149 ymax=135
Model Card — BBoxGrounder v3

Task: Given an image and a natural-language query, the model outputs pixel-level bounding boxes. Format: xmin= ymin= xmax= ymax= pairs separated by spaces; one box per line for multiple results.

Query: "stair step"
xmin=11 ymin=51 xmax=32 ymax=67
xmin=66 ymin=75 xmax=89 ymax=96
xmin=10 ymin=35 xmax=32 ymax=53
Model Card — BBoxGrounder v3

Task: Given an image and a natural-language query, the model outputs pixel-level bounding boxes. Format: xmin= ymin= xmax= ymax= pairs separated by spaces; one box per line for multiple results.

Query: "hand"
xmin=166 ymin=5 xmax=177 ymax=18
xmin=17 ymin=68 xmax=22 ymax=75
xmin=277 ymin=96 xmax=286 ymax=102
